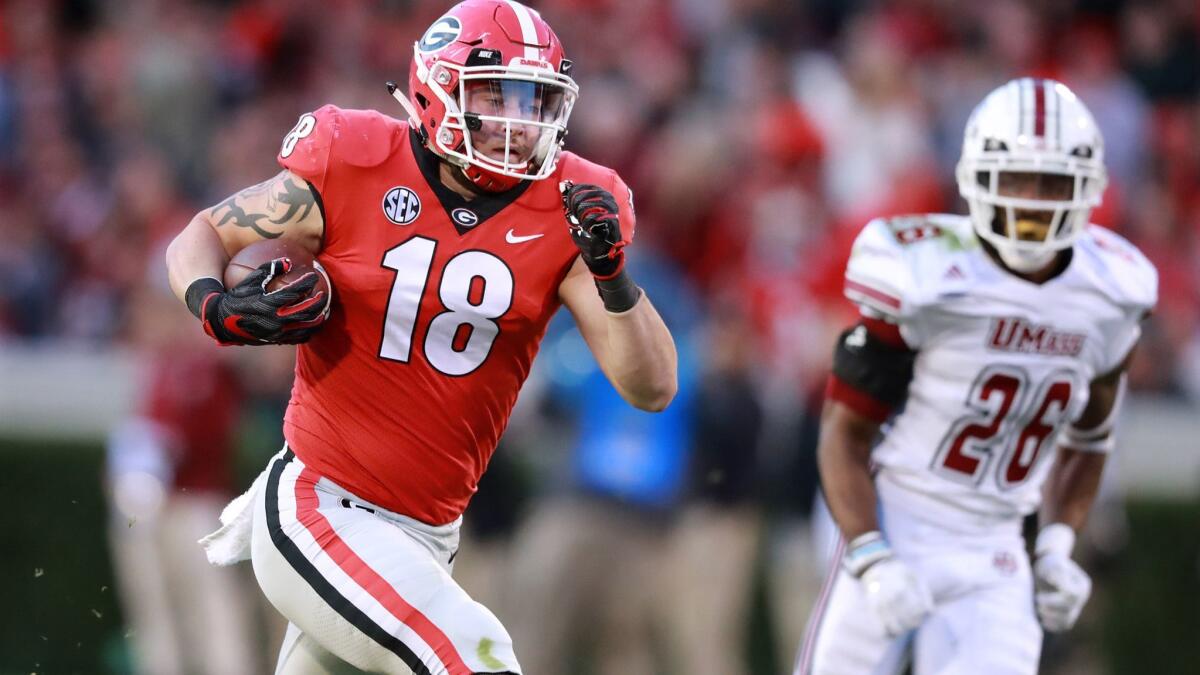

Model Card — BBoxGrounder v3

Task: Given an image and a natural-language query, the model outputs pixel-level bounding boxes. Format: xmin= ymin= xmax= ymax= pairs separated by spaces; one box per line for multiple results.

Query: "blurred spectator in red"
xmin=105 ymin=286 xmax=263 ymax=675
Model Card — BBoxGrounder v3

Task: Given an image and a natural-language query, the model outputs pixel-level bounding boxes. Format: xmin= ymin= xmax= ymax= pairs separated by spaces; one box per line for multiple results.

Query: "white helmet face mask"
xmin=956 ymin=78 xmax=1107 ymax=273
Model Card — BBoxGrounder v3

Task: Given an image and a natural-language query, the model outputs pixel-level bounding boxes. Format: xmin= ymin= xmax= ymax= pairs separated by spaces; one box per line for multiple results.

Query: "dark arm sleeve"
xmin=826 ymin=318 xmax=916 ymax=423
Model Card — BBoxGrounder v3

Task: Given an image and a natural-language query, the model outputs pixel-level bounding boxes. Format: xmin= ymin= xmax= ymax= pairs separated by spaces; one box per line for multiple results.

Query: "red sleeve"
xmin=825 ymin=374 xmax=893 ymax=424
xmin=860 ymin=315 xmax=906 ymax=349
xmin=277 ymin=105 xmax=341 ymax=195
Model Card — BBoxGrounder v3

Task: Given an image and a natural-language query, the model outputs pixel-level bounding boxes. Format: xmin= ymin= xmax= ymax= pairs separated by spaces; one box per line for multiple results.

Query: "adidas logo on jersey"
xmin=987 ymin=317 xmax=1085 ymax=357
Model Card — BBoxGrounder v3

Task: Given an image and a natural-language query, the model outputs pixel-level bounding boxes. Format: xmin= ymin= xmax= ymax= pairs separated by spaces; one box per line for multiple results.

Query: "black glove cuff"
xmin=185 ymin=277 xmax=225 ymax=319
xmin=595 ymin=269 xmax=642 ymax=313
xmin=585 ymin=252 xmax=622 ymax=279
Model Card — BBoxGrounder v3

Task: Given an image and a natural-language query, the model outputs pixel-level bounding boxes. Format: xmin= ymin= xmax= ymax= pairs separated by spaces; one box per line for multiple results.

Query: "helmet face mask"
xmin=432 ymin=61 xmax=577 ymax=181
xmin=403 ymin=0 xmax=578 ymax=192
xmin=956 ymin=78 xmax=1108 ymax=273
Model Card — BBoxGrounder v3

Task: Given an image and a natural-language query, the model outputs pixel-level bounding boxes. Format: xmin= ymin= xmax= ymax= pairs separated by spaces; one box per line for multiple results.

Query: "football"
xmin=224 ymin=238 xmax=332 ymax=302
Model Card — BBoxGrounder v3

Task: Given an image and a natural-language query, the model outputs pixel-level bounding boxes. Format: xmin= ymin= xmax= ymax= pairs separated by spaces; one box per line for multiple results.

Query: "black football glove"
xmin=561 ymin=181 xmax=629 ymax=279
xmin=561 ymin=180 xmax=642 ymax=312
xmin=185 ymin=258 xmax=328 ymax=346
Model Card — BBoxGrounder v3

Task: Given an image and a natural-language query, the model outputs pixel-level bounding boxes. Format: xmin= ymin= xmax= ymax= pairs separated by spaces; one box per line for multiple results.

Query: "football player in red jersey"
xmin=164 ymin=2 xmax=677 ymax=673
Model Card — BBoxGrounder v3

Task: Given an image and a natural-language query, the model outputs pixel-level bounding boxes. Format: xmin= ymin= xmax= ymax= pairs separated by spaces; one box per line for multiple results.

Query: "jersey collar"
xmin=409 ymin=129 xmax=531 ymax=236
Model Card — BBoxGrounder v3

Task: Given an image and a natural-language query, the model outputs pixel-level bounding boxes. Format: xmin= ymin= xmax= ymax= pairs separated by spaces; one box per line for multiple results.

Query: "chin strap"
xmin=386 ymin=81 xmax=423 ymax=129
xmin=464 ymin=163 xmax=522 ymax=193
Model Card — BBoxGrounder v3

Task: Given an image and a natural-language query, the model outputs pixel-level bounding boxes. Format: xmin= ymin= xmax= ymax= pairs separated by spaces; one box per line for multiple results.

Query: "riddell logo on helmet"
xmin=986 ymin=317 xmax=1085 ymax=357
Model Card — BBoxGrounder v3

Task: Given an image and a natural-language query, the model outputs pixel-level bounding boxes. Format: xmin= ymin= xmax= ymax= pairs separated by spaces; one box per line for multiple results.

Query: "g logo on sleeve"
xmin=418 ymin=16 xmax=462 ymax=53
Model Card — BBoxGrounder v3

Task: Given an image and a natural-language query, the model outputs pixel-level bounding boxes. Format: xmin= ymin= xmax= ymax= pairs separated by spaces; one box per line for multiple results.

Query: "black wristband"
xmin=594 ymin=269 xmax=642 ymax=313
xmin=185 ymin=277 xmax=225 ymax=319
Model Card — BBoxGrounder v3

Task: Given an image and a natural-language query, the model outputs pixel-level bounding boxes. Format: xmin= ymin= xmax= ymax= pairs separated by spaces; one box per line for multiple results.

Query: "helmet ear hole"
xmin=415 ymin=93 xmax=430 ymax=110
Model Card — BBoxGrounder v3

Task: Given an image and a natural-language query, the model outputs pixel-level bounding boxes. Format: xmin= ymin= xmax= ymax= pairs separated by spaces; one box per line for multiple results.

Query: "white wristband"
xmin=843 ymin=531 xmax=893 ymax=578
xmin=1036 ymin=523 xmax=1076 ymax=559
xmin=1060 ymin=427 xmax=1115 ymax=453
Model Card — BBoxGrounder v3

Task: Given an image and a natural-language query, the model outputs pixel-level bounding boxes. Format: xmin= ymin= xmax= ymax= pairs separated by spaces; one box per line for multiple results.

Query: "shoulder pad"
xmin=845 ymin=214 xmax=976 ymax=320
xmin=277 ymin=105 xmax=406 ymax=192
xmin=844 ymin=218 xmax=917 ymax=319
xmin=1077 ymin=225 xmax=1158 ymax=313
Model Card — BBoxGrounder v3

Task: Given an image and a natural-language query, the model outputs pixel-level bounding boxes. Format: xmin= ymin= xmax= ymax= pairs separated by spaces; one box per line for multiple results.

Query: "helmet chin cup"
xmin=966 ymin=198 xmax=1077 ymax=274
xmin=994 ymin=239 xmax=1058 ymax=273
xmin=463 ymin=163 xmax=522 ymax=193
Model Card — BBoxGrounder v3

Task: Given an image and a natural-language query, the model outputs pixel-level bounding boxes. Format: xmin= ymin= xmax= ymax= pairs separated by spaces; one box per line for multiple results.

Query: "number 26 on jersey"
xmin=934 ymin=365 xmax=1079 ymax=489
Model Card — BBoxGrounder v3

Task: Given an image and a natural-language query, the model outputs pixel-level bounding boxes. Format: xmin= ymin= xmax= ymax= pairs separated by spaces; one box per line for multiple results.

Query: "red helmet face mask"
xmin=394 ymin=0 xmax=579 ymax=193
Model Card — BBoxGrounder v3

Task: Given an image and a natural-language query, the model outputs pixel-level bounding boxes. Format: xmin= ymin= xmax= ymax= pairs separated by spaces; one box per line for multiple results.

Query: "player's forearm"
xmin=604 ymin=295 xmax=677 ymax=412
xmin=1041 ymin=447 xmax=1106 ymax=532
xmin=818 ymin=401 xmax=884 ymax=541
xmin=166 ymin=213 xmax=230 ymax=304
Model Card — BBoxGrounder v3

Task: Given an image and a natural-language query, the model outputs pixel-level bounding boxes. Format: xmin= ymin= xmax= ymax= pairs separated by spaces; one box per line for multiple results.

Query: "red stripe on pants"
xmin=797 ymin=536 xmax=848 ymax=674
xmin=294 ymin=468 xmax=471 ymax=675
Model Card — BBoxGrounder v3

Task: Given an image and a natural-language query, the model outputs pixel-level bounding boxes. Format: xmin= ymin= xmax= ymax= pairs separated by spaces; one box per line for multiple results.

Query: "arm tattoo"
xmin=210 ymin=173 xmax=316 ymax=239
xmin=270 ymin=177 xmax=316 ymax=224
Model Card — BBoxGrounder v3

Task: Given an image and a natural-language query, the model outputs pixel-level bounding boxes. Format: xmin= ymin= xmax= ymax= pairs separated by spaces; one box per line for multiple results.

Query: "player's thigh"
xmin=794 ymin=563 xmax=910 ymax=675
xmin=914 ymin=576 xmax=1041 ymax=675
xmin=252 ymin=450 xmax=520 ymax=674
xmin=275 ymin=622 xmax=373 ymax=675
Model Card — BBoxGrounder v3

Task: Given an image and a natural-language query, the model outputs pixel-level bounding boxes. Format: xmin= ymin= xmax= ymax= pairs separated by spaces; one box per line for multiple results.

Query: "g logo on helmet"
xmin=418 ymin=16 xmax=462 ymax=53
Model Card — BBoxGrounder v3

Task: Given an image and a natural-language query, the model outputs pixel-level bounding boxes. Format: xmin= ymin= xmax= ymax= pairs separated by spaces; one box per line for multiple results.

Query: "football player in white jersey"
xmin=794 ymin=77 xmax=1157 ymax=675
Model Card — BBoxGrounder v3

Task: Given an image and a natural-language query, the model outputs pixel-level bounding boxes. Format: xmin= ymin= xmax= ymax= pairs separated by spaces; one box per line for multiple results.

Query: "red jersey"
xmin=277 ymin=105 xmax=635 ymax=524
xmin=143 ymin=348 xmax=240 ymax=494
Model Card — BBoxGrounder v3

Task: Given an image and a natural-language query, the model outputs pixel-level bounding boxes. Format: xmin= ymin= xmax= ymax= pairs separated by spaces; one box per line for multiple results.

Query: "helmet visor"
xmin=462 ymin=78 xmax=571 ymax=168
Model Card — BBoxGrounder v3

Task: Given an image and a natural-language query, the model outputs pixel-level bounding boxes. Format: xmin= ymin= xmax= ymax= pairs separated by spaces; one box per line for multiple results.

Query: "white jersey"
xmin=844 ymin=214 xmax=1157 ymax=529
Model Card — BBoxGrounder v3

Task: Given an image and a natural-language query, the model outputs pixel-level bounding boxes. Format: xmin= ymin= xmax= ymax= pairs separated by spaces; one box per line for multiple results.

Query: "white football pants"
xmin=251 ymin=449 xmax=520 ymax=674
xmin=794 ymin=498 xmax=1042 ymax=675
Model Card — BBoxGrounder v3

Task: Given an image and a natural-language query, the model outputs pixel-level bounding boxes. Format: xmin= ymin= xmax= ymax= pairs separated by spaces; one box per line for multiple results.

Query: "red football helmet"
xmin=391 ymin=0 xmax=578 ymax=192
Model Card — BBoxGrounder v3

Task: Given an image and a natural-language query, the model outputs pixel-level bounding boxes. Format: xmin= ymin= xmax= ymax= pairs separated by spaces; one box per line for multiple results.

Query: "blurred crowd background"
xmin=1 ymin=0 xmax=1198 ymax=674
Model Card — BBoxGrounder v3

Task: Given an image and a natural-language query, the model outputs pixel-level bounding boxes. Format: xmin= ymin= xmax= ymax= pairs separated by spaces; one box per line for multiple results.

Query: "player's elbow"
xmin=164 ymin=226 xmax=190 ymax=278
xmin=628 ymin=376 xmax=677 ymax=413
xmin=818 ymin=400 xmax=884 ymax=465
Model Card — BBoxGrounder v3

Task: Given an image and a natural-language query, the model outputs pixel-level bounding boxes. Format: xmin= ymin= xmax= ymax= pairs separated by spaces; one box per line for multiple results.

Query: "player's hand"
xmin=861 ymin=556 xmax=934 ymax=636
xmin=1034 ymin=525 xmax=1091 ymax=632
xmin=190 ymin=259 xmax=327 ymax=345
xmin=561 ymin=181 xmax=629 ymax=279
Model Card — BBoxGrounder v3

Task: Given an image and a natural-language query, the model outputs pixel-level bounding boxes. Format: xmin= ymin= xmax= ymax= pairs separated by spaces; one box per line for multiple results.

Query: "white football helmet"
xmin=956 ymin=78 xmax=1107 ymax=272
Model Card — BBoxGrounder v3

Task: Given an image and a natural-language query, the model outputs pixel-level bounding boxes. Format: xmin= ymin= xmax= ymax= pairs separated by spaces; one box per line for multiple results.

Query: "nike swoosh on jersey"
xmin=505 ymin=230 xmax=544 ymax=244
